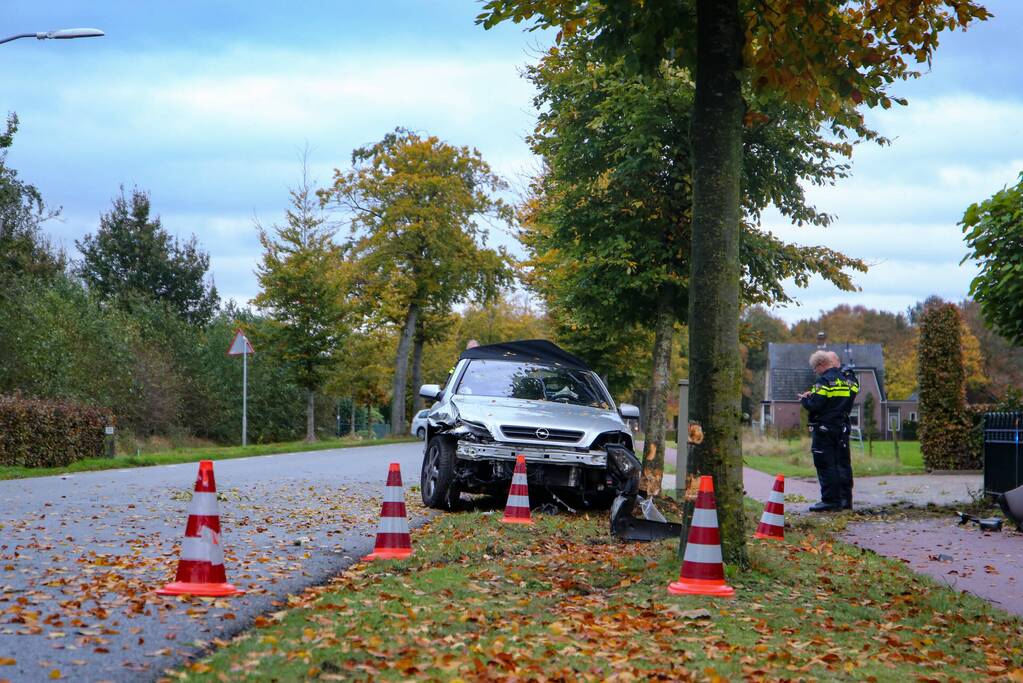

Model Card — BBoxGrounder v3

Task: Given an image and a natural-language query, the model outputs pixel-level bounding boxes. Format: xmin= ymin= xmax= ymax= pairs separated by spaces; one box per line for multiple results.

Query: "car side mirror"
xmin=618 ymin=402 xmax=640 ymax=419
xmin=419 ymin=384 xmax=442 ymax=400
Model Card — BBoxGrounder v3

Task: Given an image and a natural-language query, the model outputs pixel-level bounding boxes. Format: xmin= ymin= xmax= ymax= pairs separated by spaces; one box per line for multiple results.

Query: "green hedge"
xmin=0 ymin=394 xmax=110 ymax=467
xmin=918 ymin=303 xmax=975 ymax=470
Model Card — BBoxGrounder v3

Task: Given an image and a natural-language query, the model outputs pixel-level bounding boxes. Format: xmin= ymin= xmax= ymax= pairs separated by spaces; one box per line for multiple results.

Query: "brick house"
xmin=760 ymin=336 xmax=919 ymax=438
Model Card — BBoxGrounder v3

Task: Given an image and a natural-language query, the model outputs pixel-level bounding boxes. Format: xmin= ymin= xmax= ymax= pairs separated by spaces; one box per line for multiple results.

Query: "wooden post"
xmin=893 ymin=420 xmax=900 ymax=463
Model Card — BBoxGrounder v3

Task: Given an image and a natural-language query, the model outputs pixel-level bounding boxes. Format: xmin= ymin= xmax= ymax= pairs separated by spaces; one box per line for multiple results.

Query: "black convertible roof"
xmin=458 ymin=339 xmax=591 ymax=371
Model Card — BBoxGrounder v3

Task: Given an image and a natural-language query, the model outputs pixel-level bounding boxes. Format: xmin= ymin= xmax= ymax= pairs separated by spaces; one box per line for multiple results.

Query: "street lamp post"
xmin=0 ymin=28 xmax=104 ymax=46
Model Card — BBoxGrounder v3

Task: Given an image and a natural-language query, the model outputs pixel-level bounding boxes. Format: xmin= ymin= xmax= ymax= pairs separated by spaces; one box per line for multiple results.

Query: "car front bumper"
xmin=455 ymin=441 xmax=607 ymax=468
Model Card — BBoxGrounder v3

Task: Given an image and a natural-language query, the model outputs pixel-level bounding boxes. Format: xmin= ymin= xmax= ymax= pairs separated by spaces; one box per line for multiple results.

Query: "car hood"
xmin=449 ymin=394 xmax=629 ymax=448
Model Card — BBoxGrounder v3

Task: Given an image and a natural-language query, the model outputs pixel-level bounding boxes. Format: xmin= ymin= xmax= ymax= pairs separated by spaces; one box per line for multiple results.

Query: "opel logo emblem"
xmin=535 ymin=428 xmax=550 ymax=440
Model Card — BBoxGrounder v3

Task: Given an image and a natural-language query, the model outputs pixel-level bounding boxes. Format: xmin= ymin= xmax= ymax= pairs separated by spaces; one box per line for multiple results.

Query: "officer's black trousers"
xmin=810 ymin=425 xmax=848 ymax=505
xmin=837 ymin=433 xmax=853 ymax=503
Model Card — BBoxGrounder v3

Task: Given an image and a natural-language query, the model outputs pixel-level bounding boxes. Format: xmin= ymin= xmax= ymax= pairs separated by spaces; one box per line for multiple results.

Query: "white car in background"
xmin=410 ymin=409 xmax=430 ymax=440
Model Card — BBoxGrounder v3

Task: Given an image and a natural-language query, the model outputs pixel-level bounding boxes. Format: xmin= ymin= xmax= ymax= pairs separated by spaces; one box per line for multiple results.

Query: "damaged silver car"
xmin=418 ymin=340 xmax=681 ymax=541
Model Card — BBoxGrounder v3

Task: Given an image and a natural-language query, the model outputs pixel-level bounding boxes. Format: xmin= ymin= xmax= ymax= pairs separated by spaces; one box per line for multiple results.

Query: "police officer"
xmin=835 ymin=355 xmax=859 ymax=508
xmin=799 ymin=350 xmax=859 ymax=511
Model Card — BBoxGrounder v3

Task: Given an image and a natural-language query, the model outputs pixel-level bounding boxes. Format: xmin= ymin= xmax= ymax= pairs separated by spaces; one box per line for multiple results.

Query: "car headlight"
xmin=607 ymin=446 xmax=640 ymax=477
xmin=451 ymin=419 xmax=493 ymax=440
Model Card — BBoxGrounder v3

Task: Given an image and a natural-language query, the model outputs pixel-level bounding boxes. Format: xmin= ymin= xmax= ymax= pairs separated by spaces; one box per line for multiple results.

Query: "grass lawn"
xmin=743 ymin=437 xmax=925 ymax=478
xmin=0 ymin=436 xmax=419 ymax=481
xmin=173 ymin=504 xmax=1022 ymax=681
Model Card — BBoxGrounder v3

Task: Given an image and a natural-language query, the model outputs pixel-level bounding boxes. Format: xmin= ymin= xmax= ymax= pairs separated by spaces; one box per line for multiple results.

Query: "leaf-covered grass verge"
xmin=0 ymin=436 xmax=419 ymax=480
xmin=170 ymin=503 xmax=1023 ymax=681
xmin=744 ymin=437 xmax=925 ymax=478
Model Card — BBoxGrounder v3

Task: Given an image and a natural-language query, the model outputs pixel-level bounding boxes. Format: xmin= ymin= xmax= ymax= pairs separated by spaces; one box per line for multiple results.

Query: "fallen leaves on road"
xmin=1 ymin=476 xmax=381 ymax=677
xmin=171 ymin=510 xmax=1023 ymax=682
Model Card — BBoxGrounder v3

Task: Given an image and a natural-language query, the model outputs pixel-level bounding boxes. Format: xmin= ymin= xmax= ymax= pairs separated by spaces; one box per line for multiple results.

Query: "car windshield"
xmin=455 ymin=360 xmax=611 ymax=409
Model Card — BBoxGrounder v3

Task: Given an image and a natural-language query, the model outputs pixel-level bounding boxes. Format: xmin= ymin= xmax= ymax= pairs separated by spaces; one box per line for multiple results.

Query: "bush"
xmin=0 ymin=394 xmax=110 ymax=467
xmin=918 ymin=303 xmax=975 ymax=469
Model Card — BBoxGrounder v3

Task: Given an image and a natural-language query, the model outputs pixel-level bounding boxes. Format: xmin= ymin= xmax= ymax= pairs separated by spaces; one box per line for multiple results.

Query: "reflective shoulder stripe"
xmin=812 ymin=385 xmax=851 ymax=397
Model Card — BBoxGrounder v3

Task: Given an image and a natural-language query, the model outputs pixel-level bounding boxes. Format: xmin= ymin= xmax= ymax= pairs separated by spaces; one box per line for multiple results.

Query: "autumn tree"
xmin=960 ymin=299 xmax=1023 ymax=401
xmin=742 ymin=306 xmax=790 ymax=413
xmin=321 ymin=129 xmax=513 ymax=436
xmin=253 ymin=164 xmax=349 ymax=442
xmin=421 ymin=293 xmax=550 ymax=389
xmin=521 ymin=37 xmax=863 ymax=495
xmin=327 ymin=326 xmax=394 ymax=437
xmin=410 ymin=309 xmax=455 ymax=416
xmin=480 ymin=0 xmax=988 ymax=564
xmin=884 ymin=335 xmax=919 ymax=402
xmin=77 ymin=186 xmax=219 ymax=326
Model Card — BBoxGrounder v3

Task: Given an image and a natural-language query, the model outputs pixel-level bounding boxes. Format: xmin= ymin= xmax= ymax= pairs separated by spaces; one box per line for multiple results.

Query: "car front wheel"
xmin=421 ymin=435 xmax=459 ymax=510
xmin=416 ymin=427 xmax=426 ymax=440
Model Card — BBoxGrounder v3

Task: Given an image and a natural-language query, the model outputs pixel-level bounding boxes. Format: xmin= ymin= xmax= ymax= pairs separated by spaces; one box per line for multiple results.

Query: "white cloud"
xmin=762 ymin=94 xmax=1022 ymax=322
xmin=8 ymin=38 xmax=1020 ymax=325
xmin=7 ymin=44 xmax=538 ymax=303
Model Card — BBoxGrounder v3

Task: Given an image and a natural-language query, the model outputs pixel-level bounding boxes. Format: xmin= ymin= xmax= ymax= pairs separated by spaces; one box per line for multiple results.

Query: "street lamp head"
xmin=38 ymin=28 xmax=105 ymax=40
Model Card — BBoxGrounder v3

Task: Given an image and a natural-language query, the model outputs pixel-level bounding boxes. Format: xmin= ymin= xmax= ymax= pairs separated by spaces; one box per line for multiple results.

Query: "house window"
xmin=849 ymin=405 xmax=861 ymax=428
xmin=909 ymin=411 xmax=918 ymax=422
xmin=888 ymin=407 xmax=901 ymax=433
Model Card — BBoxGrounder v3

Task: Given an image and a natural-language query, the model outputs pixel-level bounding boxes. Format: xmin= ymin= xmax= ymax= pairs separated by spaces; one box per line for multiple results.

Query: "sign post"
xmin=227 ymin=330 xmax=255 ymax=446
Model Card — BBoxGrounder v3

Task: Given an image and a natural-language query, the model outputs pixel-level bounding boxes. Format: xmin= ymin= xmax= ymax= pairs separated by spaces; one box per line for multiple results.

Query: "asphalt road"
xmin=0 ymin=441 xmax=426 ymax=683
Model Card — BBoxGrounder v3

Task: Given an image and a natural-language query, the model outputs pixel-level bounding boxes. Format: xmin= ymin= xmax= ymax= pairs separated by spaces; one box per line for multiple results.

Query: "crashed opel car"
xmin=419 ymin=340 xmax=681 ymax=540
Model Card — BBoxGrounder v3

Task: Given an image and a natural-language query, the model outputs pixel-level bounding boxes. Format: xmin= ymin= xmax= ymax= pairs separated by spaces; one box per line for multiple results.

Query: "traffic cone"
xmin=502 ymin=455 xmax=533 ymax=525
xmin=365 ymin=463 xmax=412 ymax=560
xmin=754 ymin=475 xmax=786 ymax=540
xmin=668 ymin=475 xmax=735 ymax=598
xmin=157 ymin=460 xmax=243 ymax=597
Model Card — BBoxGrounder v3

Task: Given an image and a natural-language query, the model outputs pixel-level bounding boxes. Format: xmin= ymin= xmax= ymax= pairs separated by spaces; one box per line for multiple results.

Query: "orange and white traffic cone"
xmin=668 ymin=475 xmax=735 ymax=598
xmin=754 ymin=475 xmax=786 ymax=541
xmin=365 ymin=463 xmax=413 ymax=560
xmin=157 ymin=460 xmax=243 ymax=597
xmin=502 ymin=455 xmax=533 ymax=525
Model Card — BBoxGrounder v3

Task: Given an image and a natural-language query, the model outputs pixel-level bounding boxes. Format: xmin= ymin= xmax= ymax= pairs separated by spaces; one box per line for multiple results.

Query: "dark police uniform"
xmin=800 ymin=366 xmax=859 ymax=510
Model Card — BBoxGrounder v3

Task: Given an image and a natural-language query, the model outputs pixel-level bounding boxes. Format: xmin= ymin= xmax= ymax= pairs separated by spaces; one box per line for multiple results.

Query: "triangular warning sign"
xmin=227 ymin=329 xmax=254 ymax=356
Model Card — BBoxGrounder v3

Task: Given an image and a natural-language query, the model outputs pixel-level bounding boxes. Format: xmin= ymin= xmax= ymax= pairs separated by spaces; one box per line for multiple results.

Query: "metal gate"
xmin=983 ymin=411 xmax=1022 ymax=495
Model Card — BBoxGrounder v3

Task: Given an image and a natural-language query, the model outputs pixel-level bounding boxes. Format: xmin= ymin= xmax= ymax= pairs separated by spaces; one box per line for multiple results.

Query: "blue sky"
xmin=3 ymin=1 xmax=1021 ymax=324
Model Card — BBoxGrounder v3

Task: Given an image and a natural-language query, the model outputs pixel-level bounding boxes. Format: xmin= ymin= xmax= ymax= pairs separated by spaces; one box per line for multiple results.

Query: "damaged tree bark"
xmin=640 ymin=288 xmax=675 ymax=496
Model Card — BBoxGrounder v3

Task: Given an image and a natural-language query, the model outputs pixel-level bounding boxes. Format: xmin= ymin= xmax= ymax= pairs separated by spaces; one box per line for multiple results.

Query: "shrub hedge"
xmin=918 ymin=303 xmax=976 ymax=470
xmin=0 ymin=394 xmax=110 ymax=467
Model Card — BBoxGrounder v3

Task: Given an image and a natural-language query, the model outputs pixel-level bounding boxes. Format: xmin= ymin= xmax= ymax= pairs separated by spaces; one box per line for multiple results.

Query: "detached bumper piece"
xmin=610 ymin=494 xmax=683 ymax=541
xmin=956 ymin=510 xmax=1004 ymax=532
xmin=605 ymin=444 xmax=682 ymax=542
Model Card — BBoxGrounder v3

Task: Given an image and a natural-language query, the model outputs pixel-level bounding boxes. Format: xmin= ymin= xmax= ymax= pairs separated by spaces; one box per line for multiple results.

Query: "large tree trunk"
xmin=390 ymin=302 xmax=419 ymax=436
xmin=686 ymin=0 xmax=748 ymax=566
xmin=305 ymin=389 xmax=316 ymax=442
xmin=640 ymin=288 xmax=675 ymax=496
xmin=410 ymin=324 xmax=425 ymax=415
xmin=350 ymin=397 xmax=356 ymax=436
